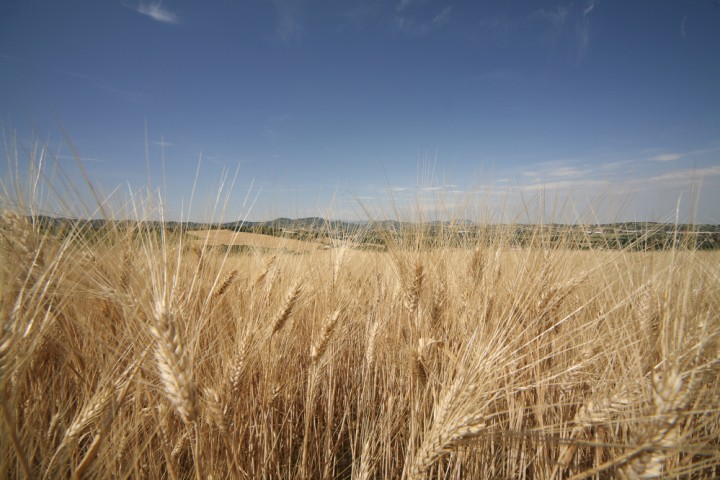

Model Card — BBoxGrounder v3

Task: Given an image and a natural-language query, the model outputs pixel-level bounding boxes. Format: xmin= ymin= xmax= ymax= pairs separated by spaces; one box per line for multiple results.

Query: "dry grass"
xmin=1 ymin=198 xmax=719 ymax=479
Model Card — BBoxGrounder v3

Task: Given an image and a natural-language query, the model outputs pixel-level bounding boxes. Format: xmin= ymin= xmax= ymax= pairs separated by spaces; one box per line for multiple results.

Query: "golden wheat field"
xmin=1 ymin=208 xmax=719 ymax=479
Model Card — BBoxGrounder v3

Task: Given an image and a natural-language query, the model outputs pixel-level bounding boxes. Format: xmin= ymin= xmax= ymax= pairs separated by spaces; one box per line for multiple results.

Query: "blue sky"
xmin=1 ymin=0 xmax=719 ymax=223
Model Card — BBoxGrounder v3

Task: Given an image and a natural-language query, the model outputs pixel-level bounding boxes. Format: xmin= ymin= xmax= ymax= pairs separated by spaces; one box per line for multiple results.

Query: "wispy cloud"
xmin=396 ymin=6 xmax=452 ymax=36
xmin=576 ymin=0 xmax=598 ymax=61
xmin=532 ymin=0 xmax=599 ymax=62
xmin=681 ymin=15 xmax=688 ymax=39
xmin=0 ymin=53 xmax=144 ymax=103
xmin=432 ymin=7 xmax=452 ymax=28
xmin=649 ymin=147 xmax=720 ymax=162
xmin=272 ymin=0 xmax=304 ymax=41
xmin=56 ymin=155 xmax=106 ymax=163
xmin=651 ymin=153 xmax=684 ymax=162
xmin=422 ymin=184 xmax=458 ymax=192
xmin=549 ymin=166 xmax=585 ymax=177
xmin=397 ymin=0 xmax=423 ymax=12
xmin=397 ymin=0 xmax=428 ymax=12
xmin=472 ymin=70 xmax=517 ymax=81
xmin=533 ymin=5 xmax=569 ymax=27
xmin=583 ymin=1 xmax=597 ymax=17
xmin=135 ymin=1 xmax=180 ymax=25
xmin=642 ymin=165 xmax=720 ymax=185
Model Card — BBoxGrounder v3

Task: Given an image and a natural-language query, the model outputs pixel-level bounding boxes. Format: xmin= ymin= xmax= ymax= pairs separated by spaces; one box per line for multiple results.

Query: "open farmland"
xmin=186 ymin=229 xmax=326 ymax=253
xmin=1 ymin=212 xmax=719 ymax=479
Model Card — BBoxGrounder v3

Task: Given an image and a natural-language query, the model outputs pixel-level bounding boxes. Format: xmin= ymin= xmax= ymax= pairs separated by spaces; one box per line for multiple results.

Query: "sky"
xmin=1 ymin=0 xmax=719 ymax=223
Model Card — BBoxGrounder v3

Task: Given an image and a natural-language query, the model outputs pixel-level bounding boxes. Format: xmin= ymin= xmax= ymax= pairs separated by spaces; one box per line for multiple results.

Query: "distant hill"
xmin=19 ymin=214 xmax=720 ymax=234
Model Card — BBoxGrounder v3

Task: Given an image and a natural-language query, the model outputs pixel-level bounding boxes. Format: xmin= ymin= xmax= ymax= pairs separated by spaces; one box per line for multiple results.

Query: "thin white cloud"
xmin=533 ymin=0 xmax=598 ymax=62
xmin=583 ymin=0 xmax=597 ymax=17
xmin=56 ymin=155 xmax=105 ymax=163
xmin=272 ymin=0 xmax=304 ymax=41
xmin=649 ymin=147 xmax=720 ymax=162
xmin=396 ymin=6 xmax=452 ymax=36
xmin=1 ymin=52 xmax=144 ymax=103
xmin=135 ymin=1 xmax=180 ymax=25
xmin=532 ymin=6 xmax=569 ymax=28
xmin=516 ymin=177 xmax=607 ymax=192
xmin=549 ymin=166 xmax=584 ymax=178
xmin=651 ymin=153 xmax=683 ymax=162
xmin=681 ymin=15 xmax=688 ymax=39
xmin=422 ymin=184 xmax=458 ymax=192
xmin=432 ymin=6 xmax=452 ymax=27
xmin=576 ymin=0 xmax=598 ymax=61
xmin=397 ymin=0 xmax=420 ymax=12
xmin=642 ymin=165 xmax=720 ymax=185
xmin=473 ymin=70 xmax=517 ymax=81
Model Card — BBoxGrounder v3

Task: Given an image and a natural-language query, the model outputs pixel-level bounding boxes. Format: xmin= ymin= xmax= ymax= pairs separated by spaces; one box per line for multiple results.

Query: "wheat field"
xmin=1 ymin=198 xmax=719 ymax=479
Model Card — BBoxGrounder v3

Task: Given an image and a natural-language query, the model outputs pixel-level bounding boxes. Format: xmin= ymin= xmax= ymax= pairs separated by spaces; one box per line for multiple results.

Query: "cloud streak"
xmin=272 ymin=0 xmax=304 ymax=41
xmin=396 ymin=6 xmax=452 ymax=36
xmin=1 ymin=53 xmax=144 ymax=103
xmin=651 ymin=153 xmax=683 ymax=162
xmin=533 ymin=0 xmax=599 ymax=62
xmin=135 ymin=1 xmax=180 ymax=25
xmin=681 ymin=15 xmax=687 ymax=39
xmin=576 ymin=0 xmax=598 ymax=61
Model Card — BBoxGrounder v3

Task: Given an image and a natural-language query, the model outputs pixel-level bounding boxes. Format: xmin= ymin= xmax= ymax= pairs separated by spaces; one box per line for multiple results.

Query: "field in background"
xmin=187 ymin=229 xmax=325 ymax=253
xmin=1 ymin=210 xmax=718 ymax=480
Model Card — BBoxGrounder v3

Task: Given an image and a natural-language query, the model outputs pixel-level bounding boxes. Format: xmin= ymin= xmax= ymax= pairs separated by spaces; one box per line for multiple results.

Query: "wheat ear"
xmin=430 ymin=279 xmax=447 ymax=330
xmin=214 ymin=268 xmax=238 ymax=298
xmin=310 ymin=310 xmax=341 ymax=365
xmin=404 ymin=261 xmax=424 ymax=313
xmin=621 ymin=369 xmax=685 ymax=479
xmin=228 ymin=331 xmax=251 ymax=395
xmin=365 ymin=316 xmax=381 ymax=370
xmin=149 ymin=299 xmax=197 ymax=424
xmin=407 ymin=414 xmax=486 ymax=479
xmin=270 ymin=280 xmax=302 ymax=336
xmin=202 ymin=386 xmax=228 ymax=435
xmin=407 ymin=378 xmax=487 ymax=479
xmin=469 ymin=246 xmax=485 ymax=283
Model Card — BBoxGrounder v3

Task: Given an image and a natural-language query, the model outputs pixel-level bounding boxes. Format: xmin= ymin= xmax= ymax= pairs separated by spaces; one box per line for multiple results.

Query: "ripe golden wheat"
xmin=0 ymin=194 xmax=718 ymax=479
